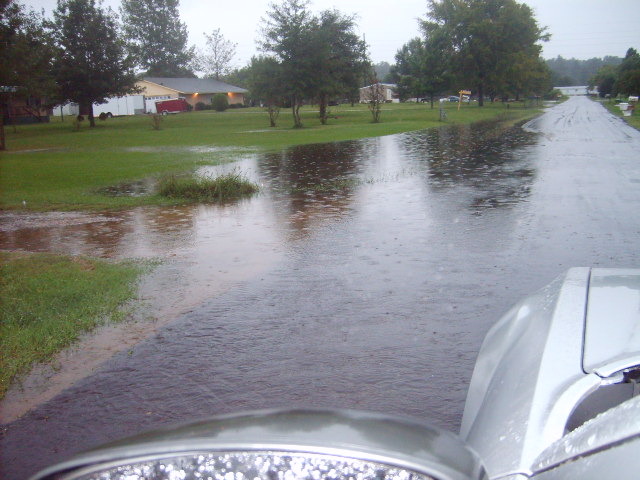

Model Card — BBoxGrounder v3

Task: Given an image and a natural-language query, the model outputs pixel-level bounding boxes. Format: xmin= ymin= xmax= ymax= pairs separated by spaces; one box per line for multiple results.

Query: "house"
xmin=359 ymin=83 xmax=399 ymax=103
xmin=1 ymin=86 xmax=50 ymax=124
xmin=137 ymin=77 xmax=248 ymax=112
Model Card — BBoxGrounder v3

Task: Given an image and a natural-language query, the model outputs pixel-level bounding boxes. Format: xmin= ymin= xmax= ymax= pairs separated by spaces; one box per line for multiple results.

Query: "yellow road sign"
xmin=458 ymin=90 xmax=471 ymax=110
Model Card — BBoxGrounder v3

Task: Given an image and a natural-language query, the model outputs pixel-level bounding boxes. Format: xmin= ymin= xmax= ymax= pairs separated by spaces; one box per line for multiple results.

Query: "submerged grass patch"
xmin=0 ymin=251 xmax=149 ymax=398
xmin=158 ymin=171 xmax=259 ymax=202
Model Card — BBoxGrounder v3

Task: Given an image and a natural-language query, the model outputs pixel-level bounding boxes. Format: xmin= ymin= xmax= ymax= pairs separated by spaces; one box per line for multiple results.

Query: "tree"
xmin=120 ymin=0 xmax=195 ymax=76
xmin=260 ymin=0 xmax=317 ymax=128
xmin=260 ymin=0 xmax=370 ymax=127
xmin=392 ymin=31 xmax=450 ymax=107
xmin=423 ymin=0 xmax=549 ymax=106
xmin=247 ymin=56 xmax=286 ymax=126
xmin=361 ymin=72 xmax=384 ymax=123
xmin=224 ymin=64 xmax=252 ymax=90
xmin=502 ymin=54 xmax=551 ymax=101
xmin=549 ymin=69 xmax=576 ymax=88
xmin=373 ymin=61 xmax=393 ymax=83
xmin=589 ymin=65 xmax=618 ymax=98
xmin=199 ymin=28 xmax=237 ymax=80
xmin=392 ymin=38 xmax=425 ymax=101
xmin=615 ymin=48 xmax=640 ymax=96
xmin=1 ymin=1 xmax=58 ymax=95
xmin=51 ymin=0 xmax=138 ymax=127
xmin=547 ymin=55 xmax=622 ymax=87
xmin=314 ymin=9 xmax=368 ymax=124
xmin=0 ymin=1 xmax=58 ymax=124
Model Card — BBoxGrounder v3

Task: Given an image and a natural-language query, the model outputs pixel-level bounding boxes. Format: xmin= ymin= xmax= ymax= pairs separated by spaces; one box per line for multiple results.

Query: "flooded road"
xmin=2 ymin=97 xmax=640 ymax=478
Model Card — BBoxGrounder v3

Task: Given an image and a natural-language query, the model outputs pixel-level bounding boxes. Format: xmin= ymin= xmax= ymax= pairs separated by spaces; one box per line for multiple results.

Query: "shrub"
xmin=158 ymin=171 xmax=259 ymax=202
xmin=150 ymin=114 xmax=162 ymax=130
xmin=212 ymin=93 xmax=229 ymax=112
xmin=195 ymin=101 xmax=211 ymax=111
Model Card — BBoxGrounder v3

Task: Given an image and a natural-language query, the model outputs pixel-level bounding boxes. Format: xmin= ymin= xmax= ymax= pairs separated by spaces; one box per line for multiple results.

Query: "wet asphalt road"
xmin=2 ymin=97 xmax=640 ymax=479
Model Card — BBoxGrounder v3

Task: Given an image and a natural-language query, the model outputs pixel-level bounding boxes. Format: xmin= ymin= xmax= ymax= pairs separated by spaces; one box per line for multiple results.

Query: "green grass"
xmin=0 ymin=102 xmax=541 ymax=211
xmin=597 ymin=98 xmax=640 ymax=130
xmin=0 ymin=251 xmax=148 ymax=398
xmin=158 ymin=171 xmax=259 ymax=202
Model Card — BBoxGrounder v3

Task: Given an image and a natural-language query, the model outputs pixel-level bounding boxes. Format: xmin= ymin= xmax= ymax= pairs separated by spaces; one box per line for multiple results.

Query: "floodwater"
xmin=2 ymin=97 xmax=640 ymax=479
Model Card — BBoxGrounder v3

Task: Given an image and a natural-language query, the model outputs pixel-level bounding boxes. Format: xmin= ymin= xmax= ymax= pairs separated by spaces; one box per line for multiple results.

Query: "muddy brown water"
xmin=2 ymin=97 xmax=640 ymax=479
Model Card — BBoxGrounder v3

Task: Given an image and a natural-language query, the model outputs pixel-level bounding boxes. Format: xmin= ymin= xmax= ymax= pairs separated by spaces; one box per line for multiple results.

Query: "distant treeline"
xmin=546 ymin=56 xmax=622 ymax=86
xmin=374 ymin=55 xmax=625 ymax=89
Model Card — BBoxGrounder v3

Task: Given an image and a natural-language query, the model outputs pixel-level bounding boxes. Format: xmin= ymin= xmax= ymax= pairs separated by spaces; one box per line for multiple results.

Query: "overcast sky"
xmin=25 ymin=0 xmax=640 ymax=66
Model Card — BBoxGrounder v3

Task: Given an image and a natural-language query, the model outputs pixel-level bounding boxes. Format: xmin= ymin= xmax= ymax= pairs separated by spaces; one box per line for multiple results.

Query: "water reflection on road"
xmin=3 ymin=97 xmax=640 ymax=480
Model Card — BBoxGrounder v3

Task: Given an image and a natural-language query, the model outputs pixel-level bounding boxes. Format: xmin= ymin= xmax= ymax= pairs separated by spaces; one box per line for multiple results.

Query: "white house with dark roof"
xmin=137 ymin=77 xmax=248 ymax=112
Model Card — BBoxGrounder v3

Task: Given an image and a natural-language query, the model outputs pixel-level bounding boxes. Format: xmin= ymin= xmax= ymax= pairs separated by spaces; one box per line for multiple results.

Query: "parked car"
xmin=32 ymin=268 xmax=640 ymax=480
xmin=440 ymin=96 xmax=470 ymax=103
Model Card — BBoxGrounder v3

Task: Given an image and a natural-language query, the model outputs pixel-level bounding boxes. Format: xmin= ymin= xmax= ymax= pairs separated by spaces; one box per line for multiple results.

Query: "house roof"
xmin=143 ymin=77 xmax=248 ymax=94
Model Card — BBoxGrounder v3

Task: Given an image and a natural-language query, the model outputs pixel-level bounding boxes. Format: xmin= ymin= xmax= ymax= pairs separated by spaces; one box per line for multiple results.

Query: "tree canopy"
xmin=422 ymin=0 xmax=549 ymax=105
xmin=51 ymin=0 xmax=138 ymax=126
xmin=590 ymin=65 xmax=618 ymax=98
xmin=259 ymin=0 xmax=369 ymax=127
xmin=0 ymin=1 xmax=58 ymax=109
xmin=248 ymin=55 xmax=286 ymax=126
xmin=547 ymin=56 xmax=622 ymax=87
xmin=120 ymin=0 xmax=195 ymax=76
xmin=198 ymin=28 xmax=237 ymax=80
xmin=313 ymin=9 xmax=368 ymax=123
xmin=590 ymin=48 xmax=640 ymax=97
xmin=392 ymin=30 xmax=451 ymax=107
xmin=616 ymin=48 xmax=640 ymax=96
xmin=260 ymin=0 xmax=317 ymax=127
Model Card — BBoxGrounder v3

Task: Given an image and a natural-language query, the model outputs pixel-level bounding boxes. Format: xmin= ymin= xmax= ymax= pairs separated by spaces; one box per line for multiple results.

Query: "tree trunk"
xmin=292 ymin=96 xmax=303 ymax=128
xmin=319 ymin=93 xmax=327 ymax=125
xmin=88 ymin=104 xmax=96 ymax=128
xmin=267 ymin=103 xmax=279 ymax=127
xmin=477 ymin=83 xmax=484 ymax=107
xmin=430 ymin=94 xmax=435 ymax=109
xmin=0 ymin=115 xmax=5 ymax=151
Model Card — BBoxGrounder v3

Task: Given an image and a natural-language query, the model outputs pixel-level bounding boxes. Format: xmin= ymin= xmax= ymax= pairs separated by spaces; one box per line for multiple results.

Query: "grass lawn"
xmin=597 ymin=99 xmax=640 ymax=130
xmin=1 ymin=102 xmax=542 ymax=210
xmin=0 ymin=251 xmax=148 ymax=398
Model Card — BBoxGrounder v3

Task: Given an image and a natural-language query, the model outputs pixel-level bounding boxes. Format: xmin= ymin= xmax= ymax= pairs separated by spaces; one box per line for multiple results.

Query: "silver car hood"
xmin=583 ymin=269 xmax=640 ymax=376
xmin=460 ymin=268 xmax=640 ymax=479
